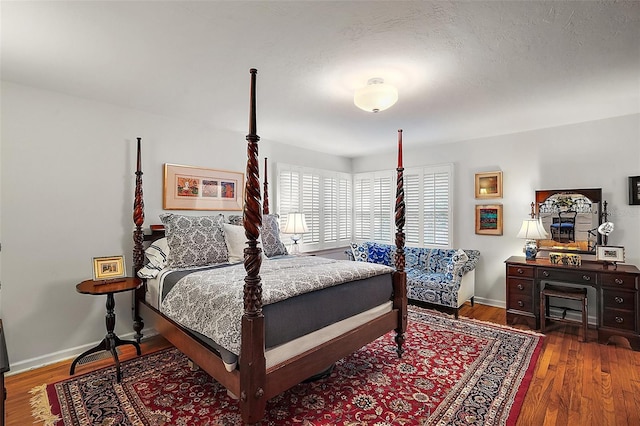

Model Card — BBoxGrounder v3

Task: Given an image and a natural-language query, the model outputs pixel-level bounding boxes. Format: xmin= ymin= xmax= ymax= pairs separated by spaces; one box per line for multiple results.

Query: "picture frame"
xmin=596 ymin=246 xmax=625 ymax=263
xmin=163 ymin=164 xmax=244 ymax=211
xmin=475 ymin=204 xmax=503 ymax=235
xmin=629 ymin=176 xmax=640 ymax=205
xmin=475 ymin=171 xmax=503 ymax=199
xmin=92 ymin=255 xmax=126 ymax=281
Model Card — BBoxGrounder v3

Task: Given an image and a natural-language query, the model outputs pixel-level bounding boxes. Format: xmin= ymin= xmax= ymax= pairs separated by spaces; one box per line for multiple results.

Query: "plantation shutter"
xmin=302 ymin=173 xmax=320 ymax=244
xmin=373 ymin=174 xmax=393 ymax=242
xmin=278 ymin=169 xmax=300 ymax=218
xmin=337 ymin=176 xmax=352 ymax=241
xmin=404 ymin=173 xmax=421 ymax=245
xmin=323 ymin=176 xmax=338 ymax=242
xmin=423 ymin=166 xmax=451 ymax=246
xmin=353 ymin=177 xmax=372 ymax=240
xmin=277 ymin=164 xmax=351 ymax=250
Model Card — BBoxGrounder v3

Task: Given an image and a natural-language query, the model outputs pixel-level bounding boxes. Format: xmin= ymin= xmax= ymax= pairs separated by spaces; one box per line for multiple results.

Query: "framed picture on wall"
xmin=163 ymin=163 xmax=244 ymax=211
xmin=475 ymin=171 xmax=503 ymax=199
xmin=629 ymin=176 xmax=640 ymax=205
xmin=475 ymin=204 xmax=503 ymax=235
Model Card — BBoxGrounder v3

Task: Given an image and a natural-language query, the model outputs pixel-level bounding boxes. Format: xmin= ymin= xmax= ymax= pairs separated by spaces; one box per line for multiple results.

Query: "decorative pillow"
xmin=137 ymin=237 xmax=170 ymax=279
xmin=367 ymin=242 xmax=393 ymax=266
xmin=446 ymin=249 xmax=470 ymax=280
xmin=461 ymin=249 xmax=481 ymax=274
xmin=228 ymin=215 xmax=243 ymax=226
xmin=261 ymin=214 xmax=288 ymax=258
xmin=404 ymin=246 xmax=422 ymax=269
xmin=223 ymin=223 xmax=246 ymax=264
xmin=349 ymin=242 xmax=369 ymax=262
xmin=422 ymin=249 xmax=453 ymax=274
xmin=160 ymin=213 xmax=228 ymax=268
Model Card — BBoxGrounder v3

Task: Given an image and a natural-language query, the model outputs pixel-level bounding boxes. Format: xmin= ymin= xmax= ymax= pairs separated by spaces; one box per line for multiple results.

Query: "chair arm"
xmin=446 ymin=250 xmax=470 ymax=286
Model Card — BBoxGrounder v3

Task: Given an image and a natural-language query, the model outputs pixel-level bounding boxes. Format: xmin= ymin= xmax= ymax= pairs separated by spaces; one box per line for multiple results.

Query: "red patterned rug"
xmin=31 ymin=307 xmax=542 ymax=425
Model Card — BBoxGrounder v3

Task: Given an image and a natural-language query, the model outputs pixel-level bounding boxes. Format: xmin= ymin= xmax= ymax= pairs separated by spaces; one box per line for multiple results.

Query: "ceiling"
xmin=2 ymin=1 xmax=639 ymax=158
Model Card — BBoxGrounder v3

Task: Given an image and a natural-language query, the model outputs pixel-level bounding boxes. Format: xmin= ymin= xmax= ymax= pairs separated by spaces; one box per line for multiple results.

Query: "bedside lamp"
xmin=282 ymin=212 xmax=309 ymax=254
xmin=517 ymin=203 xmax=549 ymax=260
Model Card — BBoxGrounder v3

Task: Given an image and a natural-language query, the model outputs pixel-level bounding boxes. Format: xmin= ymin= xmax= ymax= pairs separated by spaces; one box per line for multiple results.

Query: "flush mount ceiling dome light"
xmin=354 ymin=78 xmax=398 ymax=113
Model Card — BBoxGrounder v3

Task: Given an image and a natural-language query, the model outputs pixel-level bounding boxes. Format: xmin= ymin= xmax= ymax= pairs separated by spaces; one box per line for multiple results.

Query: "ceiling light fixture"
xmin=354 ymin=78 xmax=398 ymax=113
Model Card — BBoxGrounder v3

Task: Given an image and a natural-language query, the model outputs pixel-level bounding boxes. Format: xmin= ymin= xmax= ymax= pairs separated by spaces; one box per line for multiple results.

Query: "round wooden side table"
xmin=70 ymin=277 xmax=142 ymax=382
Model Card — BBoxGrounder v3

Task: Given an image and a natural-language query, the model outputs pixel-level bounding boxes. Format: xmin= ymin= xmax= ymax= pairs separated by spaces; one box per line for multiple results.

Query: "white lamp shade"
xmin=282 ymin=212 xmax=309 ymax=234
xmin=354 ymin=78 xmax=398 ymax=113
xmin=537 ymin=217 xmax=550 ymax=239
xmin=517 ymin=218 xmax=548 ymax=240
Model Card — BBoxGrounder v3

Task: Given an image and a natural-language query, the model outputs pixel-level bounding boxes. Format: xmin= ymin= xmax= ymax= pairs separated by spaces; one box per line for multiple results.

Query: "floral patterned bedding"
xmin=161 ymin=256 xmax=393 ymax=355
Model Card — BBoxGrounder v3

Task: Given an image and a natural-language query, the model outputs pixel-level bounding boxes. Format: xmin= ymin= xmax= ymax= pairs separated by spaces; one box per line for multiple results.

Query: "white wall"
xmin=0 ymin=81 xmax=349 ymax=371
xmin=354 ymin=114 xmax=640 ymax=306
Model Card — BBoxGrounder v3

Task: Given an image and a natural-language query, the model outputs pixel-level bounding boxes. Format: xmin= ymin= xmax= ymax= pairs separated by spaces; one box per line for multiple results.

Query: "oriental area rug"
xmin=30 ymin=307 xmax=542 ymax=425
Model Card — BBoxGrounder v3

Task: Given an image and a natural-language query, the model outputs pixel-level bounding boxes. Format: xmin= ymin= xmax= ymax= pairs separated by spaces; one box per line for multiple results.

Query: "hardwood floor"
xmin=5 ymin=304 xmax=640 ymax=425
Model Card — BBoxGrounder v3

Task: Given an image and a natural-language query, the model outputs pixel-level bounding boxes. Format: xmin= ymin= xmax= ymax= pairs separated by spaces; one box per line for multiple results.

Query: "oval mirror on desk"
xmin=535 ymin=188 xmax=603 ymax=254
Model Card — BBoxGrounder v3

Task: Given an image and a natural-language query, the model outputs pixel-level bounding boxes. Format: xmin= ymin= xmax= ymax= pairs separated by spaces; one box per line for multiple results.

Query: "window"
xmin=354 ymin=172 xmax=394 ymax=242
xmin=412 ymin=164 xmax=452 ymax=247
xmin=277 ymin=164 xmax=352 ymax=250
xmin=354 ymin=164 xmax=453 ymax=247
xmin=277 ymin=163 xmax=452 ymax=250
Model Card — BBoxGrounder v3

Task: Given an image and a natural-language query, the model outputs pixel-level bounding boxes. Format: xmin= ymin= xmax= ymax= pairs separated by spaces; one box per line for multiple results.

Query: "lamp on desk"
xmin=517 ymin=203 xmax=549 ymax=260
xmin=282 ymin=212 xmax=309 ymax=254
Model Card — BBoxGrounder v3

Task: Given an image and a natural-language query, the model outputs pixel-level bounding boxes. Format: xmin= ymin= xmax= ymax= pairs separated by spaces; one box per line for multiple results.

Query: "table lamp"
xmin=282 ymin=212 xmax=309 ymax=254
xmin=517 ymin=203 xmax=549 ymax=260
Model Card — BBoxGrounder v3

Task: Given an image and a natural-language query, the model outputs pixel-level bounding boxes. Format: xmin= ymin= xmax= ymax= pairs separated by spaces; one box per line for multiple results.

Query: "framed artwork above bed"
xmin=163 ymin=163 xmax=244 ymax=211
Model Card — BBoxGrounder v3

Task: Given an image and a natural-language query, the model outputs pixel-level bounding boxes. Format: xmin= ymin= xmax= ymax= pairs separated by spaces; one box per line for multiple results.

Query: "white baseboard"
xmin=6 ymin=327 xmax=158 ymax=376
xmin=472 ymin=296 xmax=505 ymax=309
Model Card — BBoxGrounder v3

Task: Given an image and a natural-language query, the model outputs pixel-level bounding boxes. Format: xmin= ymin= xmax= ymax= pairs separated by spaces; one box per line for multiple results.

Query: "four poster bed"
xmin=131 ymin=69 xmax=408 ymax=424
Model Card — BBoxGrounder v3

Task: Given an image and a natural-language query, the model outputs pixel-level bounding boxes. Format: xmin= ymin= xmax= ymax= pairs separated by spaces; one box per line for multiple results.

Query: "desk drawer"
xmin=600 ymin=273 xmax=637 ymax=290
xmin=601 ymin=309 xmax=636 ymax=332
xmin=602 ymin=290 xmax=636 ymax=311
xmin=508 ymin=292 xmax=533 ymax=312
xmin=507 ymin=277 xmax=533 ymax=294
xmin=537 ymin=268 xmax=597 ymax=284
xmin=507 ymin=265 xmax=534 ymax=278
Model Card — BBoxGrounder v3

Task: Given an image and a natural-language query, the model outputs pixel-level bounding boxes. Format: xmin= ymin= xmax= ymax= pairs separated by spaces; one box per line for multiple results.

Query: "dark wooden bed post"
xmin=240 ymin=68 xmax=267 ymax=424
xmin=263 ymin=157 xmax=269 ymax=215
xmin=393 ymin=129 xmax=407 ymax=357
xmin=132 ymin=137 xmax=145 ymax=342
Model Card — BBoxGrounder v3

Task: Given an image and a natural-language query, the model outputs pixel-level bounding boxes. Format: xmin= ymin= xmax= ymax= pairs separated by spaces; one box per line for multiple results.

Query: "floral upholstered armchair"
xmin=348 ymin=242 xmax=480 ymax=318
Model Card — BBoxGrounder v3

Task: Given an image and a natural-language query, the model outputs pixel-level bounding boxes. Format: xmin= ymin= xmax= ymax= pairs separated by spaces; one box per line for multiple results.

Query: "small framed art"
xmin=163 ymin=164 xmax=244 ymax=211
xmin=475 ymin=171 xmax=503 ymax=199
xmin=629 ymin=176 xmax=640 ymax=205
xmin=596 ymin=246 xmax=625 ymax=264
xmin=475 ymin=204 xmax=503 ymax=235
xmin=92 ymin=255 xmax=126 ymax=281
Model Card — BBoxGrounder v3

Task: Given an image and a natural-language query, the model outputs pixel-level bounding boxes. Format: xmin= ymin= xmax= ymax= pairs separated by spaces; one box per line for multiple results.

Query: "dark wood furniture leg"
xmin=70 ymin=292 xmax=141 ymax=382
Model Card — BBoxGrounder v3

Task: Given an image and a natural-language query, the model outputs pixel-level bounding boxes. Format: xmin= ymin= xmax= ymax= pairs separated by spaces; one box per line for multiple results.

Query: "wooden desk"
xmin=70 ymin=278 xmax=142 ymax=381
xmin=505 ymin=256 xmax=640 ymax=350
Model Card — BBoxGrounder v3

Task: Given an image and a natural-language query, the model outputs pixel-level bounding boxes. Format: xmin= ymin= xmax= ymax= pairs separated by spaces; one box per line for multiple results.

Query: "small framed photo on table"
xmin=596 ymin=246 xmax=625 ymax=264
xmin=93 ymin=255 xmax=126 ymax=281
